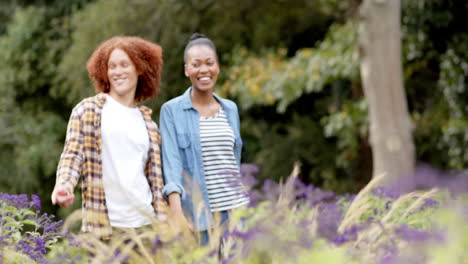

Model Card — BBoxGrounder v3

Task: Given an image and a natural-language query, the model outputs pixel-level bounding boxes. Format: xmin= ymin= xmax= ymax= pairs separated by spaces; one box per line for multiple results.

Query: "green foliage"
xmin=240 ymin=113 xmax=354 ymax=192
xmin=0 ymin=2 xmax=89 ymax=214
xmin=219 ymin=0 xmax=468 ymax=190
xmin=436 ymin=34 xmax=468 ymax=168
xmin=0 ymin=0 xmax=31 ymax=35
xmin=55 ymin=0 xmax=348 ymax=110
xmin=428 ymin=200 xmax=468 ymax=264
xmin=221 ymin=22 xmax=359 ymax=113
xmin=322 ymin=99 xmax=369 ymax=171
xmin=220 ymin=22 xmax=363 ymax=191
xmin=401 ymin=0 xmax=468 ymax=170
xmin=0 ymin=194 xmax=64 ymax=263
xmin=0 ymin=6 xmax=65 ymax=195
xmin=52 ymin=0 xmax=166 ymax=106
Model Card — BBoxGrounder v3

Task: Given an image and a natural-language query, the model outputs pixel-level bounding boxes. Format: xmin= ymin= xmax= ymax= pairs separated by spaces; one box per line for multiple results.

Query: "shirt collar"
xmin=96 ymin=93 xmax=107 ymax=107
xmin=95 ymin=92 xmax=152 ymax=115
xmin=181 ymin=87 xmax=224 ymax=110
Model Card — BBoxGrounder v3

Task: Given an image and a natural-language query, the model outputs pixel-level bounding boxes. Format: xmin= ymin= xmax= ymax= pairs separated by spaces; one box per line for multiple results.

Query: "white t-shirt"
xmin=101 ymin=94 xmax=155 ymax=228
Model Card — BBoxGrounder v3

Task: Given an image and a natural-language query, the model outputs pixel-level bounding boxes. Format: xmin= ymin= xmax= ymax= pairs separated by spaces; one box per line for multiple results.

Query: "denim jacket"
xmin=160 ymin=87 xmax=243 ymax=231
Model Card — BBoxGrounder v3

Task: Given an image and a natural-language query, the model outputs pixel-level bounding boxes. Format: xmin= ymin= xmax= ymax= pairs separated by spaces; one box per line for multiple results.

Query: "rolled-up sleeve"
xmin=160 ymin=104 xmax=186 ymax=198
xmin=56 ymin=106 xmax=84 ymax=191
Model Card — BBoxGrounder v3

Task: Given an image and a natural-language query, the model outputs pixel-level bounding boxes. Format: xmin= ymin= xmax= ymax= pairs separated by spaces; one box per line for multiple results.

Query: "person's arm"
xmin=233 ymin=102 xmax=243 ymax=164
xmin=168 ymin=192 xmax=192 ymax=229
xmin=51 ymin=106 xmax=84 ymax=208
xmin=160 ymin=104 xmax=190 ymax=228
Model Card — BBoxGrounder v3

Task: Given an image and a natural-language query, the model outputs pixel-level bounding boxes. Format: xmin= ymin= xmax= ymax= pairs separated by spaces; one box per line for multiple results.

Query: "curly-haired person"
xmin=51 ymin=36 xmax=168 ymax=239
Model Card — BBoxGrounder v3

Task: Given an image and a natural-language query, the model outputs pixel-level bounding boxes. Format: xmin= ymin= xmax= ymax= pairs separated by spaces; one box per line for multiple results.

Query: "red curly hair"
xmin=86 ymin=36 xmax=163 ymax=102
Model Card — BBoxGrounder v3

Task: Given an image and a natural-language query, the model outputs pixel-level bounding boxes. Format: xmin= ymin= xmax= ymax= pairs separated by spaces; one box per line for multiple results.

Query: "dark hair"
xmin=86 ymin=36 xmax=163 ymax=102
xmin=183 ymin=33 xmax=217 ymax=63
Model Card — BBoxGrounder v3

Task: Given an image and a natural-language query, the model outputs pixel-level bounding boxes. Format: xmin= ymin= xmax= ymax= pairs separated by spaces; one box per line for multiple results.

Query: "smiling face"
xmin=107 ymin=48 xmax=139 ymax=103
xmin=184 ymin=45 xmax=219 ymax=93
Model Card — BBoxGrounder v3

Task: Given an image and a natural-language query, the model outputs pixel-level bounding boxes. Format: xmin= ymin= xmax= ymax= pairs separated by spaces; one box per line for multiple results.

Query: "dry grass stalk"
xmin=277 ymin=162 xmax=301 ymax=207
xmin=380 ymin=192 xmax=421 ymax=223
xmin=400 ymin=188 xmax=439 ymax=220
xmin=338 ymin=174 xmax=385 ymax=233
xmin=61 ymin=208 xmax=82 ymax=232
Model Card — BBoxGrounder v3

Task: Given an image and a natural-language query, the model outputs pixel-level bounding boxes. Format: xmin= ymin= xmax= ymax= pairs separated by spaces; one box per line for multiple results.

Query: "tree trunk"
xmin=358 ymin=0 xmax=415 ymax=185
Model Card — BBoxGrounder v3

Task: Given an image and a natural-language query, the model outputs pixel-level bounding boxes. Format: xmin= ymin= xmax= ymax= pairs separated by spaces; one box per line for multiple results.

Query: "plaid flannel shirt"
xmin=56 ymin=93 xmax=167 ymax=239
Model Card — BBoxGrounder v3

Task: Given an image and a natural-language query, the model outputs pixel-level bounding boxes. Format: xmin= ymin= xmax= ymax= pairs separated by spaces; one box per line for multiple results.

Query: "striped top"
xmin=200 ymin=107 xmax=249 ymax=212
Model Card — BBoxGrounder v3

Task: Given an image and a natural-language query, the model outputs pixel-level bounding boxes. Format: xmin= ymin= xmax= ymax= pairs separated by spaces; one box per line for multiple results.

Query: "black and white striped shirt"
xmin=200 ymin=107 xmax=249 ymax=212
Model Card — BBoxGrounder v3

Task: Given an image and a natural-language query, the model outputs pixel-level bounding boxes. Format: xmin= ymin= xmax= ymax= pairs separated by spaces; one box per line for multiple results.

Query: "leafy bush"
xmin=0 ymin=193 xmax=63 ymax=263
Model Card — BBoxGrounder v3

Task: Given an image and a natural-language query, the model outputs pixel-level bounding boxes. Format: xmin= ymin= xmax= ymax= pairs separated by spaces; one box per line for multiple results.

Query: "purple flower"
xmin=229 ymin=228 xmax=258 ymax=241
xmin=246 ymin=189 xmax=263 ymax=207
xmin=333 ymin=224 xmax=366 ymax=245
xmin=241 ymin=174 xmax=259 ymax=190
xmin=419 ymin=197 xmax=440 ymax=211
xmin=15 ymin=234 xmax=46 ymax=262
xmin=151 ymin=235 xmax=163 ymax=255
xmin=378 ymin=253 xmax=397 ymax=264
xmin=392 ymin=164 xmax=468 ymax=194
xmin=294 ymin=179 xmax=315 ymax=201
xmin=0 ymin=193 xmax=42 ymax=209
xmin=43 ymin=219 xmax=63 ymax=234
xmin=291 ymin=177 xmax=336 ymax=206
xmin=221 ymin=255 xmax=234 ymax=264
xmin=0 ymin=234 xmax=11 ymax=246
xmin=257 ymin=179 xmax=282 ymax=202
xmin=68 ymin=237 xmax=82 ymax=247
xmin=316 ymin=202 xmax=343 ymax=241
xmin=372 ymin=187 xmax=401 ymax=199
xmin=46 ymin=252 xmax=84 ymax=264
xmin=31 ymin=194 xmax=41 ymax=209
xmin=394 ymin=225 xmax=432 ymax=242
xmin=240 ymin=163 xmax=260 ymax=177
xmin=109 ymin=248 xmax=130 ymax=263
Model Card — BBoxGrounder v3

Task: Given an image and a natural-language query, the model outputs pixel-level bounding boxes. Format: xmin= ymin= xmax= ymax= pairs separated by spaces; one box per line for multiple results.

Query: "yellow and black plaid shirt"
xmin=56 ymin=93 xmax=167 ymax=239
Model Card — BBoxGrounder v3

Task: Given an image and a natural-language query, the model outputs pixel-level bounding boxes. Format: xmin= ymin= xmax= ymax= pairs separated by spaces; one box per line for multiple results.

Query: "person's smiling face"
xmin=184 ymin=45 xmax=219 ymax=93
xmin=107 ymin=48 xmax=139 ymax=100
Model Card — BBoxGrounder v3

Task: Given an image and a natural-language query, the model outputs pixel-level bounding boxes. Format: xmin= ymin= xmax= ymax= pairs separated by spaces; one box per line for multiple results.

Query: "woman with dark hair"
xmin=51 ymin=36 xmax=167 ymax=239
xmin=160 ymin=33 xmax=249 ymax=245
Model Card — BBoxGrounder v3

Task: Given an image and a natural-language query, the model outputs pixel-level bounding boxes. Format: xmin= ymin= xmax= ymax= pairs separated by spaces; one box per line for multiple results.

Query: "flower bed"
xmin=1 ymin=165 xmax=467 ymax=263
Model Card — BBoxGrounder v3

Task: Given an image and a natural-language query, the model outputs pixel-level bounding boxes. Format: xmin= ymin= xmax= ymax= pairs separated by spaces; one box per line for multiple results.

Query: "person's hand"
xmin=51 ymin=184 xmax=75 ymax=208
xmin=174 ymin=211 xmax=194 ymax=231
xmin=168 ymin=192 xmax=193 ymax=231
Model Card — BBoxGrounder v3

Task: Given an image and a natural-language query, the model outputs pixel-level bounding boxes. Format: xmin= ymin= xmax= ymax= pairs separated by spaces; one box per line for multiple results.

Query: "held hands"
xmin=51 ymin=184 xmax=75 ymax=208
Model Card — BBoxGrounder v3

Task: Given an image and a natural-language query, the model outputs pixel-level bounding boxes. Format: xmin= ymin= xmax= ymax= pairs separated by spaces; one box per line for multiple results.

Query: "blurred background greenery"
xmin=0 ymin=0 xmax=467 ymax=218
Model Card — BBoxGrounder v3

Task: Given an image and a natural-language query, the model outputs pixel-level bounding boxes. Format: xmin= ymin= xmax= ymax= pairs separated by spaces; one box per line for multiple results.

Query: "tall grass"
xmin=1 ymin=164 xmax=467 ymax=263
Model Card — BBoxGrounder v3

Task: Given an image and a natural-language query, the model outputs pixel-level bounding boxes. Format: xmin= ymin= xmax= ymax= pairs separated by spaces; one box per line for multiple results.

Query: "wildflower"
xmin=333 ymin=224 xmax=366 ymax=245
xmin=240 ymin=163 xmax=260 ymax=177
xmin=151 ymin=235 xmax=163 ymax=255
xmin=316 ymin=202 xmax=343 ymax=241
xmin=394 ymin=225 xmax=432 ymax=242
xmin=372 ymin=187 xmax=401 ymax=199
xmin=31 ymin=194 xmax=41 ymax=209
xmin=229 ymin=227 xmax=258 ymax=241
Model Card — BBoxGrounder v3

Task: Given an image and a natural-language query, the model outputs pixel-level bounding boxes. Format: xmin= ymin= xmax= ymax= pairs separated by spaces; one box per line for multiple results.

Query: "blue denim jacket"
xmin=160 ymin=87 xmax=243 ymax=231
